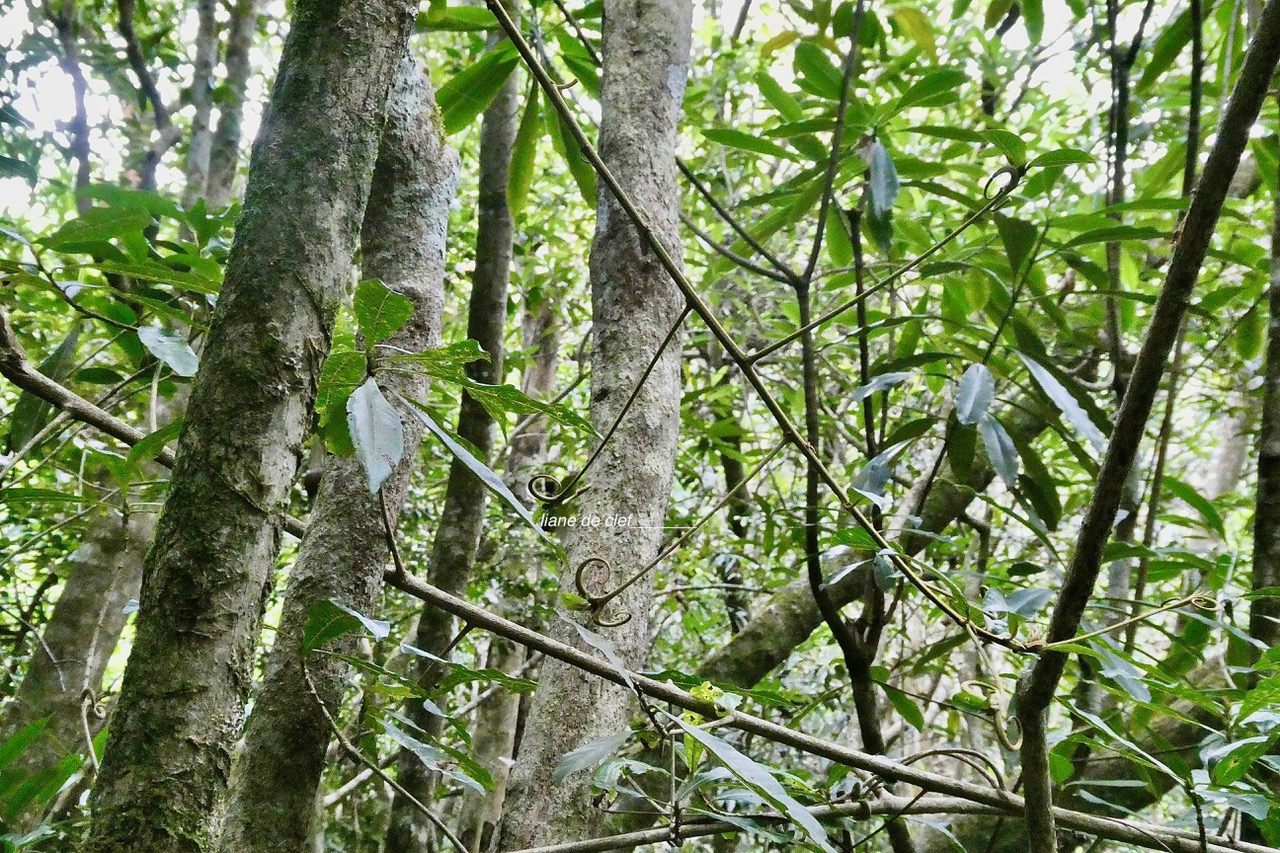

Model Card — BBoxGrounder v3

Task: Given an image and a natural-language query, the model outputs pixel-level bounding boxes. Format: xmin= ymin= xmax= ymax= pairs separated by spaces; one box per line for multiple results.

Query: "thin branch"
xmin=0 ymin=309 xmax=309 ymax=540
xmin=383 ymin=570 xmax=1275 ymax=853
xmin=1015 ymin=3 xmax=1280 ymax=848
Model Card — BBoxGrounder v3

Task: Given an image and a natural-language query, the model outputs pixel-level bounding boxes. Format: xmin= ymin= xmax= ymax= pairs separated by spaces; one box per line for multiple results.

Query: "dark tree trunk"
xmin=83 ymin=0 xmax=418 ymax=848
xmin=383 ymin=35 xmax=520 ymax=853
xmin=217 ymin=55 xmax=457 ymax=853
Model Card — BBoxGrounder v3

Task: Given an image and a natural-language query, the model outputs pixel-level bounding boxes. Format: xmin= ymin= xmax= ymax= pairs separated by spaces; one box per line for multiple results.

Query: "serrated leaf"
xmin=437 ymin=44 xmax=519 ymax=135
xmin=955 ymin=363 xmax=994 ymax=425
xmin=978 ymin=412 xmax=1020 ymax=488
xmin=302 ymin=599 xmax=390 ymax=653
xmin=137 ymin=326 xmax=199 ymax=377
xmin=354 ymin=279 xmax=414 ymax=344
xmin=551 ymin=731 xmax=630 ymax=785
xmin=508 ymin=89 xmax=541 ymax=215
xmin=664 ymin=713 xmax=836 ymax=852
xmin=347 ymin=378 xmax=405 ymax=493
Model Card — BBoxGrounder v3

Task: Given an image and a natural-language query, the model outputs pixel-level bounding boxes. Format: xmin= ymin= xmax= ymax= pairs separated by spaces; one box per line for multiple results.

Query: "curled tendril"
xmin=528 ymin=470 xmax=590 ymax=509
xmin=573 ymin=557 xmax=635 ymax=627
xmin=528 ymin=472 xmax=564 ymax=503
xmin=984 ymin=165 xmax=1026 ymax=200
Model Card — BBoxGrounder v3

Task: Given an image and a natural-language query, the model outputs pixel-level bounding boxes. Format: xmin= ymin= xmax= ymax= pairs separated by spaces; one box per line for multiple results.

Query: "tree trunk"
xmin=205 ymin=0 xmax=260 ymax=210
xmin=383 ymin=37 xmax=519 ymax=853
xmin=83 ymin=0 xmax=417 ymax=848
xmin=496 ymin=0 xmax=691 ymax=843
xmin=181 ymin=0 xmax=218 ymax=206
xmin=0 ymin=505 xmax=153 ymax=826
xmin=217 ymin=55 xmax=457 ymax=853
xmin=457 ymin=294 xmax=562 ymax=852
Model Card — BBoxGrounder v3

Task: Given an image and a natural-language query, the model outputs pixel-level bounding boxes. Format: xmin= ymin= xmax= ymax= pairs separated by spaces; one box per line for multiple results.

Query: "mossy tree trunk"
xmin=217 ymin=54 xmax=457 ymax=853
xmin=496 ymin=0 xmax=692 ymax=844
xmin=83 ymin=0 xmax=417 ymax=848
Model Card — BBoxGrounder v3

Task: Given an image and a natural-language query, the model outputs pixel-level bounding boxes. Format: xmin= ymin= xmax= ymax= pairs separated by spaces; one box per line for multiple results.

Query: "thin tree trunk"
xmin=205 ymin=0 xmax=259 ymax=210
xmin=181 ymin=0 xmax=218 ymax=206
xmin=457 ymin=295 xmax=561 ymax=852
xmin=217 ymin=55 xmax=457 ymax=853
xmin=0 ymin=505 xmax=154 ymax=826
xmin=383 ymin=37 xmax=520 ymax=853
xmin=496 ymin=0 xmax=691 ymax=843
xmin=83 ymin=0 xmax=417 ymax=848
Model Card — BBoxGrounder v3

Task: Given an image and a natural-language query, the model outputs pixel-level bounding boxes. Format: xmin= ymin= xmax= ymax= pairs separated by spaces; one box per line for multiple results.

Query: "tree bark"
xmin=383 ymin=34 xmax=520 ymax=853
xmin=0 ymin=505 xmax=153 ymax=826
xmin=496 ymin=0 xmax=691 ymax=844
xmin=181 ymin=0 xmax=218 ymax=206
xmin=83 ymin=0 xmax=417 ymax=848
xmin=205 ymin=0 xmax=260 ymax=210
xmin=457 ymin=294 xmax=562 ymax=852
xmin=217 ymin=55 xmax=457 ymax=853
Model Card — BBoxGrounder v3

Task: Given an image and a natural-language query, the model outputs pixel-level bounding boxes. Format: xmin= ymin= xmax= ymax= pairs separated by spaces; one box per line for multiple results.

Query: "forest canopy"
xmin=0 ymin=0 xmax=1279 ymax=851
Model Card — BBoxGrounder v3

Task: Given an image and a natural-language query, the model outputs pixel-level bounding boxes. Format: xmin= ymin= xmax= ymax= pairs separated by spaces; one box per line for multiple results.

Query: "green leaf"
xmin=978 ymin=412 xmax=1020 ymax=488
xmin=983 ymin=0 xmax=1014 ymax=29
xmin=793 ymin=42 xmax=844 ymax=100
xmin=379 ymin=714 xmax=493 ymax=793
xmin=398 ymin=394 xmax=555 ymax=545
xmin=895 ymin=69 xmax=966 ymax=112
xmin=316 ymin=349 xmax=368 ymax=455
xmin=995 ymin=214 xmax=1038 ymax=276
xmin=883 ymin=682 xmax=925 ymax=730
xmin=1163 ymin=477 xmax=1225 ymax=537
xmin=703 ymin=128 xmax=796 ymax=160
xmin=891 ymin=6 xmax=938 ymax=61
xmin=137 ymin=326 xmax=199 ymax=377
xmin=1029 ymin=148 xmax=1094 ymax=168
xmin=755 ymin=72 xmax=804 ymax=122
xmin=416 ymin=4 xmax=498 ymax=31
xmin=507 ymin=89 xmax=542 ymax=215
xmin=346 ymin=378 xmax=405 ymax=494
xmin=982 ymin=129 xmax=1027 ymax=167
xmin=955 ymin=363 xmax=994 ymax=425
xmin=1136 ymin=7 xmax=1191 ymax=93
xmin=0 ymin=155 xmax=37 ymax=185
xmin=123 ymin=420 xmax=182 ymax=481
xmin=0 ymin=721 xmax=46 ymax=772
xmin=437 ymin=44 xmax=519 ymax=135
xmin=398 ymin=644 xmax=537 ymax=694
xmin=551 ymin=731 xmax=630 ymax=785
xmin=546 ymin=105 xmax=597 ymax=206
xmin=665 ymin=713 xmax=836 ymax=852
xmin=1018 ymin=353 xmax=1107 ymax=452
xmin=302 ymin=599 xmax=390 ymax=653
xmin=353 ymin=279 xmax=414 ymax=345
xmin=38 ymin=208 xmax=153 ymax=254
xmin=8 ymin=324 xmax=80 ymax=452
xmin=1021 ymin=0 xmax=1044 ymax=43
xmin=565 ymin=618 xmax=635 ymax=691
